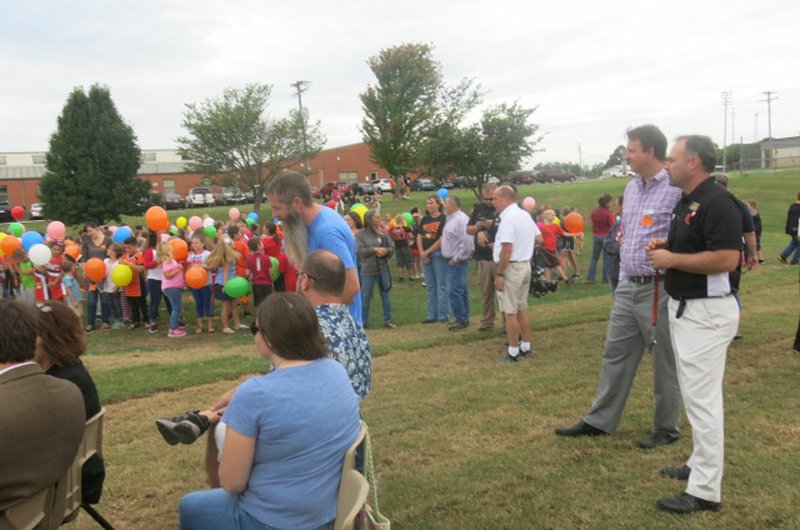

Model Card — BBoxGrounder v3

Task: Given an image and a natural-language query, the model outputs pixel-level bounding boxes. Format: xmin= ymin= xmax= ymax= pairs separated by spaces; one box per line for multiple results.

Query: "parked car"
xmin=162 ymin=192 xmax=186 ymax=210
xmin=352 ymin=182 xmax=378 ymax=194
xmin=410 ymin=178 xmax=436 ymax=192
xmin=371 ymin=178 xmax=393 ymax=193
xmin=506 ymin=171 xmax=536 ymax=185
xmin=436 ymin=178 xmax=454 ymax=190
xmin=535 ymin=168 xmax=577 ymax=183
xmin=186 ymin=187 xmax=215 ymax=208
xmin=0 ymin=201 xmax=12 ymax=222
xmin=30 ymin=202 xmax=45 ymax=219
xmin=217 ymin=186 xmax=247 ymax=205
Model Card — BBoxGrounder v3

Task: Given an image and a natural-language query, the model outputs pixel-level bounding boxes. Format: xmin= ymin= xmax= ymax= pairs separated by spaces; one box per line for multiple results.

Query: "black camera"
xmin=530 ymin=266 xmax=558 ymax=297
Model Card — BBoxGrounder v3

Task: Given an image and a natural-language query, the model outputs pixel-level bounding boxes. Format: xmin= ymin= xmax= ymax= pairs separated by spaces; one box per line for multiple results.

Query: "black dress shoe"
xmin=657 ymin=493 xmax=720 ymax=514
xmin=661 ymin=465 xmax=691 ymax=481
xmin=639 ymin=431 xmax=679 ymax=449
xmin=554 ymin=420 xmax=608 ymax=437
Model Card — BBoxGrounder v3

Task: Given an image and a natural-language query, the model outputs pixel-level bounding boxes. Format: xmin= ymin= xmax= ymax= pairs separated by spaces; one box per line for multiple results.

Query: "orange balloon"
xmin=564 ymin=212 xmax=585 ymax=234
xmin=146 ymin=206 xmax=170 ymax=232
xmin=84 ymin=257 xmax=106 ymax=282
xmin=170 ymin=238 xmax=189 ymax=262
xmin=64 ymin=244 xmax=81 ymax=260
xmin=184 ymin=265 xmax=208 ymax=289
xmin=1 ymin=235 xmax=21 ymax=257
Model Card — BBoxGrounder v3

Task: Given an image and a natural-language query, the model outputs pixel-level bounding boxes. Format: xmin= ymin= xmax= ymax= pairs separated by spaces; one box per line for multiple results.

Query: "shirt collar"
xmin=635 ymin=167 xmax=669 ymax=188
xmin=684 ymin=176 xmax=717 ymax=201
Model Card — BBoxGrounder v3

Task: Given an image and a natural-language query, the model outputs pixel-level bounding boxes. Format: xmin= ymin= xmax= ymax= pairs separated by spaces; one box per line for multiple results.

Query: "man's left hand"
xmin=647 ymin=248 xmax=674 ymax=269
xmin=494 ymin=276 xmax=504 ymax=292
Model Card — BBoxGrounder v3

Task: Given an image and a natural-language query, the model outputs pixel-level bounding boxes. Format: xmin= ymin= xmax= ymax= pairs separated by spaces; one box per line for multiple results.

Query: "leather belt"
xmin=627 ymin=275 xmax=658 ymax=285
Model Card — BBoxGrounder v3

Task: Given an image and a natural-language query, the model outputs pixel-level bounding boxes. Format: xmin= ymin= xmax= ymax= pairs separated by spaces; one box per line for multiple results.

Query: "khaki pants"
xmin=668 ymin=295 xmax=738 ymax=503
xmin=477 ymin=260 xmax=496 ymax=328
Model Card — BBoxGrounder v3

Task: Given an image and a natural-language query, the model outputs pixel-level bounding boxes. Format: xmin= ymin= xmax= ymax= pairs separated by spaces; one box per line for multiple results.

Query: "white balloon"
xmin=29 ymin=244 xmax=52 ymax=266
xmin=203 ymin=217 xmax=215 ymax=228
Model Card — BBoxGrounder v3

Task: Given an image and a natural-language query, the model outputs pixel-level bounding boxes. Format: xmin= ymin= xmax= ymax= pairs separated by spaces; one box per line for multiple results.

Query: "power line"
xmin=760 ymin=90 xmax=777 ymax=139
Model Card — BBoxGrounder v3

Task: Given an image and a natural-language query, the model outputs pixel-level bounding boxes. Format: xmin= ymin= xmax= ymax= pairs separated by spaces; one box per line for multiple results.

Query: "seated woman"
xmin=178 ymin=292 xmax=361 ymax=530
xmin=34 ymin=300 xmax=106 ymax=505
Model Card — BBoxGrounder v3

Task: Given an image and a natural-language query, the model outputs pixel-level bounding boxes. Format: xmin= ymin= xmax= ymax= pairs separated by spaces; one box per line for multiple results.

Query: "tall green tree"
xmin=360 ymin=43 xmax=442 ymax=197
xmin=40 ymin=84 xmax=148 ymax=225
xmin=604 ymin=145 xmax=627 ymax=168
xmin=177 ymin=83 xmax=324 ymax=213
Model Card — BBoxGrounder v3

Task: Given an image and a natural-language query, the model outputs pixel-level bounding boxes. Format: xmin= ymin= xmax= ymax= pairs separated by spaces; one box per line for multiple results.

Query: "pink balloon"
xmin=189 ymin=216 xmax=203 ymax=230
xmin=108 ymin=225 xmax=118 ymax=233
xmin=160 ymin=233 xmax=171 ymax=243
xmin=46 ymin=221 xmax=66 ymax=240
xmin=228 ymin=207 xmax=240 ymax=221
xmin=522 ymin=197 xmax=536 ymax=212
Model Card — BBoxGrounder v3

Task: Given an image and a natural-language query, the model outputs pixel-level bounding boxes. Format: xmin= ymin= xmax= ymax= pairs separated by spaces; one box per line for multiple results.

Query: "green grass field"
xmin=18 ymin=171 xmax=800 ymax=529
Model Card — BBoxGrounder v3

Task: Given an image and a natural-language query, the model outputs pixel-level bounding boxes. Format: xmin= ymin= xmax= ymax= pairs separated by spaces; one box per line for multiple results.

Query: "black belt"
xmin=627 ymin=275 xmax=659 ymax=285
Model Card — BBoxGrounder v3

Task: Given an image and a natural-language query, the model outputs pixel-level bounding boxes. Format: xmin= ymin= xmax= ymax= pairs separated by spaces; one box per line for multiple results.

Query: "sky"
xmin=1 ymin=0 xmax=799 ymax=167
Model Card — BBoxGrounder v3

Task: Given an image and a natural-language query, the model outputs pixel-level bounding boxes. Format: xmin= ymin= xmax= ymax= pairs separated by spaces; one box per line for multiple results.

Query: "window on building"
xmin=0 ymin=185 xmax=8 ymax=202
xmin=32 ymin=154 xmax=46 ymax=165
xmin=0 ymin=156 xmax=6 ymax=166
xmin=339 ymin=171 xmax=358 ymax=183
xmin=141 ymin=152 xmax=157 ymax=162
xmin=369 ymin=171 xmax=378 ymax=180
xmin=163 ymin=179 xmax=175 ymax=194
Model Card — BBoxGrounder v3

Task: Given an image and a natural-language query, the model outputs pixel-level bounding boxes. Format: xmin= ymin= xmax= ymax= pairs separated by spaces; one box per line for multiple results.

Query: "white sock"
xmin=508 ymin=345 xmax=520 ymax=357
xmin=520 ymin=341 xmax=531 ymax=352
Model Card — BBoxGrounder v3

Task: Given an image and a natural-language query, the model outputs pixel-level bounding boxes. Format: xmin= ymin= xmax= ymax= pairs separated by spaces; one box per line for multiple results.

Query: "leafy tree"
xmin=177 ymin=83 xmax=325 ymax=213
xmin=604 ymin=145 xmax=626 ymax=168
xmin=40 ymin=84 xmax=148 ymax=225
xmin=360 ymin=43 xmax=442 ymax=197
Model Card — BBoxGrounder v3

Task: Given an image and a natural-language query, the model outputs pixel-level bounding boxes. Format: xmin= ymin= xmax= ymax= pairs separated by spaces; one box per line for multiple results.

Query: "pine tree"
xmin=40 ymin=84 xmax=149 ymax=225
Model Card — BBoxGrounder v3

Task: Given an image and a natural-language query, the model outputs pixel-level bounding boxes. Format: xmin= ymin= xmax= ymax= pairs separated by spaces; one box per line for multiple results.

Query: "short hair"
xmin=124 ymin=237 xmax=137 ymax=246
xmin=265 ymin=170 xmax=313 ymax=207
xmin=627 ymin=124 xmax=667 ymax=161
xmin=0 ymin=298 xmax=39 ymax=363
xmin=256 ymin=292 xmax=328 ymax=361
xmin=109 ymin=243 xmax=125 ymax=257
xmin=496 ymin=185 xmax=517 ymax=200
xmin=409 ymin=207 xmax=420 ymax=215
xmin=711 ymin=172 xmax=730 ymax=188
xmin=598 ymin=193 xmax=612 ymax=208
xmin=35 ymin=301 xmax=86 ymax=368
xmin=677 ymin=135 xmax=716 ymax=173
xmin=446 ymin=196 xmax=461 ymax=208
xmin=227 ymin=225 xmax=240 ymax=238
xmin=302 ymin=250 xmax=345 ymax=296
xmin=61 ymin=260 xmax=74 ymax=273
xmin=426 ymin=194 xmax=445 ymax=211
xmin=482 ymin=182 xmax=498 ymax=193
xmin=247 ymin=237 xmax=261 ymax=252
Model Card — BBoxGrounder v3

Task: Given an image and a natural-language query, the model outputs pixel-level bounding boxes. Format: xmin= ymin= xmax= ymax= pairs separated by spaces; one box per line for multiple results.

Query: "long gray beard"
xmin=283 ymin=213 xmax=308 ymax=268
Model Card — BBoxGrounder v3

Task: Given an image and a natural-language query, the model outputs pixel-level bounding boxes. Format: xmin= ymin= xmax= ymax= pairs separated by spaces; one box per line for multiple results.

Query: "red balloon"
xmin=11 ymin=206 xmax=24 ymax=220
xmin=564 ymin=212 xmax=585 ymax=234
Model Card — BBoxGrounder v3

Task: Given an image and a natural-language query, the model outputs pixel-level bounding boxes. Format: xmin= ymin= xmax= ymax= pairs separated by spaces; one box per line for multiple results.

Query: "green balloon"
xmin=350 ymin=203 xmax=364 ymax=212
xmin=170 ymin=226 xmax=178 ymax=235
xmin=269 ymin=256 xmax=280 ymax=282
xmin=402 ymin=212 xmax=414 ymax=226
xmin=9 ymin=222 xmax=24 ymax=237
xmin=224 ymin=276 xmax=250 ymax=298
xmin=204 ymin=225 xmax=217 ymax=239
xmin=245 ymin=218 xmax=255 ymax=227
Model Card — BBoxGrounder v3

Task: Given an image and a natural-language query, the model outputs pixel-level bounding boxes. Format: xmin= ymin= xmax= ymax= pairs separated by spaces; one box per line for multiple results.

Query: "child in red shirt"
xmin=245 ymin=238 xmax=273 ymax=308
xmin=536 ymin=210 xmax=572 ymax=284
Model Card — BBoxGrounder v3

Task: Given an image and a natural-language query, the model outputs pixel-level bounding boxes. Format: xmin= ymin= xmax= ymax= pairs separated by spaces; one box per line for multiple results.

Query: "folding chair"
xmin=0 ymin=486 xmax=53 ymax=530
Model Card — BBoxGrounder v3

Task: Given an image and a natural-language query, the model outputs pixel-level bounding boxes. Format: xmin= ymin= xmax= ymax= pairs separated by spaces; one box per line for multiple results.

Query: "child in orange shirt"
xmin=122 ymin=237 xmax=147 ymax=329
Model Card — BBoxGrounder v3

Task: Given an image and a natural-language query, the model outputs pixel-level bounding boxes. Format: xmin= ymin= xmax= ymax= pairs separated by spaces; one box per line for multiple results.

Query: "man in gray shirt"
xmin=441 ymin=196 xmax=474 ymax=330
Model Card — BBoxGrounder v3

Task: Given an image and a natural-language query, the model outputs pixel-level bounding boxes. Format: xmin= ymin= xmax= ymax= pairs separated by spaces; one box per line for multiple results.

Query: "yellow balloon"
xmin=354 ymin=205 xmax=368 ymax=223
xmin=111 ymin=264 xmax=133 ymax=287
xmin=176 ymin=216 xmax=188 ymax=229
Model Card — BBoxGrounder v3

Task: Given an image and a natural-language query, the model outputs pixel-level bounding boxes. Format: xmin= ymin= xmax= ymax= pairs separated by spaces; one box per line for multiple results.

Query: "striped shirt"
xmin=619 ymin=168 xmax=682 ymax=279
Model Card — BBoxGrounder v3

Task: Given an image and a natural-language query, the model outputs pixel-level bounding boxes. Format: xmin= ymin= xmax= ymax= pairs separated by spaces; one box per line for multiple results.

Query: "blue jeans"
xmin=179 ymin=488 xmax=335 ymax=530
xmin=780 ymin=237 xmax=800 ymax=263
xmin=191 ymin=285 xmax=214 ymax=317
xmin=360 ymin=271 xmax=393 ymax=326
xmin=447 ymin=260 xmax=470 ymax=325
xmin=162 ymin=287 xmax=183 ymax=330
xmin=147 ymin=278 xmax=173 ymax=324
xmin=423 ymin=251 xmax=450 ymax=321
xmin=99 ymin=292 xmax=119 ymax=322
xmin=86 ymin=289 xmax=104 ymax=327
xmin=587 ymin=235 xmax=608 ymax=282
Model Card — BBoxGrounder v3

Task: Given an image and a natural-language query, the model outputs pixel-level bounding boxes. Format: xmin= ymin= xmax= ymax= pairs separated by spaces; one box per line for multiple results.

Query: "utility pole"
xmin=761 ymin=90 xmax=777 ymax=139
xmin=721 ymin=91 xmax=732 ymax=170
xmin=291 ymin=80 xmax=311 ymax=175
xmin=577 ymin=143 xmax=583 ymax=176
xmin=754 ymin=113 xmax=759 ymax=142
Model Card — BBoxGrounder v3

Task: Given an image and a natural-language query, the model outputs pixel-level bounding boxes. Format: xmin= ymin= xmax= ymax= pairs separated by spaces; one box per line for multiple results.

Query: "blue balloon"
xmin=21 ymin=231 xmax=44 ymax=251
xmin=113 ymin=226 xmax=133 ymax=243
xmin=437 ymin=188 xmax=449 ymax=200
xmin=247 ymin=212 xmax=259 ymax=223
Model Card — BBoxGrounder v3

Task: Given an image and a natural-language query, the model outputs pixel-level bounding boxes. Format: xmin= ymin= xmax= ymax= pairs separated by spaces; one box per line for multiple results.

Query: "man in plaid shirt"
xmin=556 ymin=125 xmax=683 ymax=449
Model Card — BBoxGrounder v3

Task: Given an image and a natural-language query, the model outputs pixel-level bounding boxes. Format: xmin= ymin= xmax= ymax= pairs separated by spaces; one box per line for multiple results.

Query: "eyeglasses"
xmin=250 ymin=322 xmax=259 ymax=335
xmin=298 ymin=271 xmax=317 ymax=281
xmin=483 ymin=197 xmax=494 ymax=202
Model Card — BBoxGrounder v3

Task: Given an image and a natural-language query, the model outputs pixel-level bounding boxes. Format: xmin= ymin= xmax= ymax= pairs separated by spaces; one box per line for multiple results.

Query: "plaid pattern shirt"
xmin=619 ymin=168 xmax=682 ymax=279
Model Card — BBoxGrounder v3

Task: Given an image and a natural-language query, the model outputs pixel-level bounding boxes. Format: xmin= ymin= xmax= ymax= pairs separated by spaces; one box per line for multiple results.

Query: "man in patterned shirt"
xmin=555 ymin=125 xmax=683 ymax=449
xmin=154 ymin=252 xmax=373 ymax=483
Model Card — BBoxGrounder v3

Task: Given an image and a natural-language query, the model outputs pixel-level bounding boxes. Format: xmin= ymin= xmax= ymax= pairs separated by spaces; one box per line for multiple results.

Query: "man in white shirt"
xmin=441 ymin=196 xmax=474 ymax=331
xmin=492 ymin=185 xmax=542 ymax=362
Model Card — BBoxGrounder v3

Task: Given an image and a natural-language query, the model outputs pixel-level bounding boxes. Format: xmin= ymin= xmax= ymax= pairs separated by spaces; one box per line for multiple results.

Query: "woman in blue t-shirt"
xmin=178 ymin=293 xmax=361 ymax=530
